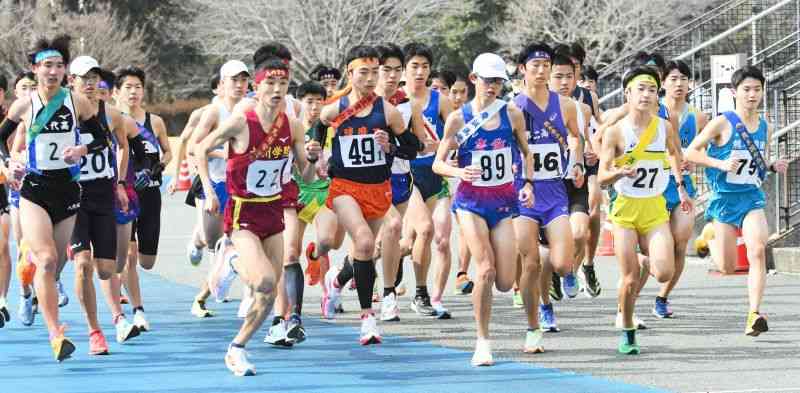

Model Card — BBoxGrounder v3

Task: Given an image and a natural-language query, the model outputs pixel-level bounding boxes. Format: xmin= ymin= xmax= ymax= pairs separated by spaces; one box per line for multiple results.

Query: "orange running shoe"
xmin=16 ymin=242 xmax=36 ymax=286
xmin=304 ymin=242 xmax=321 ymax=286
xmin=50 ymin=324 xmax=76 ymax=362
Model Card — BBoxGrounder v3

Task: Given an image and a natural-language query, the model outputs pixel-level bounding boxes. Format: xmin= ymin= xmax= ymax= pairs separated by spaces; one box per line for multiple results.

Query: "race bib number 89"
xmin=339 ymin=134 xmax=386 ymax=168
xmin=246 ymin=159 xmax=287 ymax=196
xmin=471 ymin=147 xmax=513 ymax=187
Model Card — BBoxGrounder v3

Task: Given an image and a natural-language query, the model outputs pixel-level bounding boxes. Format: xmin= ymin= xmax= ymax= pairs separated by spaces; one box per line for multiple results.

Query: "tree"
xmin=185 ymin=0 xmax=462 ymax=81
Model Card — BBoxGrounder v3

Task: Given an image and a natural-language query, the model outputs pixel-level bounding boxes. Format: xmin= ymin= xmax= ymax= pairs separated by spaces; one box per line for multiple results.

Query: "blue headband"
xmin=97 ymin=81 xmax=110 ymax=90
xmin=525 ymin=50 xmax=551 ymax=64
xmin=646 ymin=59 xmax=657 ymax=66
xmin=34 ymin=49 xmax=62 ymax=64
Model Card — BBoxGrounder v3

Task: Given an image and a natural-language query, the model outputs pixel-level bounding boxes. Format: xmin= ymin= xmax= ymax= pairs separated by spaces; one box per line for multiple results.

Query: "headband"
xmin=626 ymin=74 xmax=658 ymax=89
xmin=320 ymin=73 xmax=338 ymax=81
xmin=97 ymin=81 xmax=110 ymax=90
xmin=525 ymin=50 xmax=551 ymax=64
xmin=34 ymin=49 xmax=62 ymax=64
xmin=255 ymin=68 xmax=289 ymax=84
xmin=325 ymin=58 xmax=379 ymax=104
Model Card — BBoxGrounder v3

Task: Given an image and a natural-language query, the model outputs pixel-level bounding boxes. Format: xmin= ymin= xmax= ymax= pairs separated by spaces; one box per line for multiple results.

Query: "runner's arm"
xmin=598 ymin=124 xmax=625 ymax=186
xmin=174 ymin=107 xmax=203 ymax=179
xmin=664 ymin=121 xmax=685 ymax=183
xmin=197 ymin=114 xmax=246 ymax=198
xmin=109 ymin=109 xmax=130 ymax=187
xmin=432 ymin=110 xmax=465 ymax=178
xmin=686 ymin=116 xmax=727 ymax=170
xmin=509 ymin=104 xmax=534 ymax=184
xmin=562 ymin=96 xmax=584 ymax=173
xmin=0 ymin=98 xmax=26 ymax=162
xmin=151 ymin=114 xmax=172 ymax=166
xmin=385 ymin=102 xmax=421 ymax=159
xmin=289 ymin=117 xmax=315 ymax=183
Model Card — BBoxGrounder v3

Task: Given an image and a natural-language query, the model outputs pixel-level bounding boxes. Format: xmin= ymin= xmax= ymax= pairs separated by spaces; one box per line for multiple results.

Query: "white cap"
xmin=69 ymin=56 xmax=100 ymax=76
xmin=220 ymin=60 xmax=250 ymax=79
xmin=472 ymin=53 xmax=509 ymax=81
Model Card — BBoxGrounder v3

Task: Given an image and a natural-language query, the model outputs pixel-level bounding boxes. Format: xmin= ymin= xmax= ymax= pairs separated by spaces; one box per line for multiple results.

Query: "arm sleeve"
xmin=0 ymin=118 xmax=21 ymax=163
xmin=389 ymin=128 xmax=422 ymax=160
xmin=81 ymin=116 xmax=110 ymax=153
xmin=128 ymin=134 xmax=151 ymax=168
xmin=312 ymin=120 xmax=328 ymax=144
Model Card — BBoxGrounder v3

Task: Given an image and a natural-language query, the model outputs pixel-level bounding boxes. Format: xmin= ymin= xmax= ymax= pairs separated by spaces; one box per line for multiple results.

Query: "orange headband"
xmin=325 ymin=58 xmax=378 ymax=104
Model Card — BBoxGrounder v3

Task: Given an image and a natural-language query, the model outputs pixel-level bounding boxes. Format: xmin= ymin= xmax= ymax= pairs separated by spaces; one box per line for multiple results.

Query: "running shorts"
xmin=610 ymin=194 xmax=669 ymax=235
xmin=704 ymin=189 xmax=765 ymax=229
xmin=390 ymin=172 xmax=413 ymax=206
xmin=411 ymin=165 xmax=443 ymax=201
xmin=297 ymin=179 xmax=330 ymax=224
xmin=131 ymin=186 xmax=161 ymax=255
xmin=224 ymin=195 xmax=285 ymax=239
xmin=20 ymin=174 xmax=80 ymax=225
xmin=326 ymin=177 xmax=391 ymax=220
xmin=516 ymin=179 xmax=569 ymax=227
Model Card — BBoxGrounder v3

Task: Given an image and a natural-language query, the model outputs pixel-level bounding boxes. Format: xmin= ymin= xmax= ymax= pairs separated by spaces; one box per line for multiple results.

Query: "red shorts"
xmin=224 ymin=195 xmax=285 ymax=239
xmin=325 ymin=178 xmax=391 ymax=220
xmin=282 ymin=180 xmax=299 ymax=210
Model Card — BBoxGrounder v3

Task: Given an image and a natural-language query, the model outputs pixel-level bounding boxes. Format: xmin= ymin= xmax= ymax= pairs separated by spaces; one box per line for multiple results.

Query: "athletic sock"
xmin=394 ymin=258 xmax=404 ymax=287
xmin=336 ymin=257 xmax=354 ymax=288
xmin=656 ymin=296 xmax=667 ymax=303
xmin=284 ymin=263 xmax=304 ymax=316
xmin=416 ymin=286 xmax=429 ymax=299
xmin=353 ymin=259 xmax=376 ymax=310
xmin=383 ymin=287 xmax=396 ymax=297
xmin=231 ymin=342 xmax=245 ymax=349
xmin=272 ymin=316 xmax=283 ymax=326
xmin=134 ymin=306 xmax=144 ymax=313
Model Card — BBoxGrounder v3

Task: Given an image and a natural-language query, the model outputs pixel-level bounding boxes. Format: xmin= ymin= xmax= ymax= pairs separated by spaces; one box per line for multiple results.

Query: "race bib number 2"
xmin=34 ymin=133 xmax=74 ymax=170
xmin=471 ymin=147 xmax=513 ymax=187
xmin=246 ymin=159 xmax=287 ymax=196
xmin=339 ymin=134 xmax=386 ymax=168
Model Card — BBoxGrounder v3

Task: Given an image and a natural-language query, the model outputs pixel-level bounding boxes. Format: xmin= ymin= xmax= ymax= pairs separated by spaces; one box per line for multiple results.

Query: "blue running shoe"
xmin=562 ymin=273 xmax=579 ymax=298
xmin=18 ymin=295 xmax=34 ymax=326
xmin=56 ymin=281 xmax=68 ymax=308
xmin=539 ymin=304 xmax=560 ymax=332
xmin=652 ymin=297 xmax=673 ymax=319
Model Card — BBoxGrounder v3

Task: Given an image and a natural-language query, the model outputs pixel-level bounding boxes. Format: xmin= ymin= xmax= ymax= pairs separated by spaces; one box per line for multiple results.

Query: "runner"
xmin=685 ymin=66 xmax=787 ymax=336
xmin=653 ymin=60 xmax=707 ymax=318
xmin=310 ymin=64 xmax=341 ymax=98
xmin=430 ymin=70 xmax=455 ymax=97
xmin=319 ymin=44 xmax=420 ymax=344
xmin=0 ymin=73 xmax=10 ymax=328
xmin=114 ymin=66 xmax=173 ymax=332
xmin=598 ymin=65 xmax=689 ymax=354
xmin=432 ymin=52 xmax=534 ymax=365
xmin=0 ymin=35 xmax=112 ymax=361
xmin=579 ymin=65 xmax=599 ymax=94
xmin=195 ymin=55 xmax=313 ymax=376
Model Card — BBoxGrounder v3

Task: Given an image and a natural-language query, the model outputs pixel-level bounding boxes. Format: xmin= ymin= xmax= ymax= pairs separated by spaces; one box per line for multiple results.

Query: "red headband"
xmin=255 ymin=68 xmax=289 ymax=84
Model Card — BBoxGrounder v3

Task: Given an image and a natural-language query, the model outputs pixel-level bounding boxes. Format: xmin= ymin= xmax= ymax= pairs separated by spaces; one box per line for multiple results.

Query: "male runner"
xmin=310 ymin=64 xmax=341 ymax=98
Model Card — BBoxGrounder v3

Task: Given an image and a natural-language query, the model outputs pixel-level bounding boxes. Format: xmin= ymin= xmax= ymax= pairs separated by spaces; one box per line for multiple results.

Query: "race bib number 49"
xmin=471 ymin=147 xmax=513 ymax=187
xmin=246 ymin=159 xmax=287 ymax=196
xmin=339 ymin=134 xmax=386 ymax=168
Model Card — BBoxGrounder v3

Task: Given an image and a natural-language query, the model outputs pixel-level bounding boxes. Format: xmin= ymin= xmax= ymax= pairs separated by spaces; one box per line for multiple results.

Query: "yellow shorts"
xmin=609 ymin=194 xmax=669 ymax=235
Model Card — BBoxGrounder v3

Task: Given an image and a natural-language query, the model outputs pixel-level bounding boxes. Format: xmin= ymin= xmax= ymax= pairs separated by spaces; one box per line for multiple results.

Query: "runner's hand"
xmin=167 ymin=178 xmax=177 ymax=195
xmin=518 ymin=183 xmax=534 ymax=208
xmin=619 ymin=165 xmax=636 ymax=178
xmin=6 ymin=160 xmax=25 ymax=182
xmin=718 ymin=158 xmax=740 ymax=173
xmin=679 ymin=159 xmax=694 ymax=172
xmin=205 ymin=194 xmax=220 ymax=216
xmin=572 ymin=165 xmax=585 ymax=188
xmin=679 ymin=189 xmax=693 ymax=213
xmin=305 ymin=140 xmax=322 ymax=161
xmin=423 ymin=138 xmax=439 ymax=154
xmin=772 ymin=159 xmax=789 ymax=174
xmin=62 ymin=145 xmax=86 ymax=165
xmin=117 ymin=184 xmax=129 ymax=213
xmin=460 ymin=165 xmax=482 ymax=182
xmin=374 ymin=130 xmax=390 ymax=153
xmin=584 ymin=150 xmax=598 ymax=166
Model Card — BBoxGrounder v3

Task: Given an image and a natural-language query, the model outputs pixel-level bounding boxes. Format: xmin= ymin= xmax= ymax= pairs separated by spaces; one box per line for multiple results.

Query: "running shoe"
xmin=618 ymin=329 xmax=640 ymax=355
xmin=263 ymin=319 xmax=294 ymax=347
xmin=395 ymin=284 xmax=407 ymax=297
xmin=562 ymin=273 xmax=579 ymax=298
xmin=50 ymin=325 xmax=75 ymax=362
xmin=114 ymin=316 xmax=140 ymax=343
xmin=579 ymin=264 xmax=601 ymax=298
xmin=0 ymin=298 xmax=8 ymax=328
xmin=745 ymin=312 xmax=769 ymax=337
xmin=286 ymin=315 xmax=306 ymax=344
xmin=88 ymin=329 xmax=109 ymax=355
xmin=615 ymin=312 xmax=647 ymax=330
xmin=120 ymin=295 xmax=129 ymax=305
xmin=431 ymin=300 xmax=451 ymax=319
xmin=359 ymin=313 xmax=382 ymax=345
xmin=549 ymin=272 xmax=563 ymax=301
xmin=304 ymin=242 xmax=322 ymax=286
xmin=238 ymin=286 xmax=253 ymax=319
xmin=191 ymin=299 xmax=214 ymax=318
xmin=133 ymin=310 xmax=150 ymax=332
xmin=18 ymin=295 xmax=34 ymax=326
xmin=32 ymin=296 xmax=38 ymax=315
xmin=471 ymin=338 xmax=493 ymax=366
xmin=225 ymin=344 xmax=255 ymax=376
xmin=512 ymin=289 xmax=524 ymax=308
xmin=57 ymin=281 xmax=69 ymax=308
xmin=187 ymin=242 xmax=203 ymax=266
xmin=380 ymin=292 xmax=400 ymax=322
xmin=208 ymin=237 xmax=238 ymax=302
xmin=16 ymin=242 xmax=35 ymax=286
xmin=410 ymin=295 xmax=437 ymax=316
xmin=322 ymin=267 xmax=342 ymax=320
xmin=454 ymin=274 xmax=474 ymax=295
xmin=539 ymin=304 xmax=559 ymax=332
xmin=523 ymin=328 xmax=545 ymax=354
xmin=652 ymin=297 xmax=673 ymax=319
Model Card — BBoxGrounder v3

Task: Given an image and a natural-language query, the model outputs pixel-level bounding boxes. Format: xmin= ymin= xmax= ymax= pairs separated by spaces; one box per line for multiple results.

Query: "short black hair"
xmin=622 ymin=66 xmax=662 ymax=91
xmin=253 ymin=42 xmax=292 ymax=71
xmin=431 ymin=70 xmax=456 ymax=88
xmin=631 ymin=51 xmax=666 ymax=74
xmin=114 ymin=66 xmax=146 ymax=88
xmin=376 ymin=44 xmax=404 ymax=66
xmin=309 ymin=64 xmax=341 ymax=81
xmin=551 ymin=54 xmax=575 ymax=68
xmin=581 ymin=65 xmax=598 ymax=82
xmin=731 ymin=66 xmax=765 ymax=88
xmin=663 ymin=60 xmax=691 ymax=79
xmin=28 ymin=34 xmax=72 ymax=65
xmin=14 ymin=71 xmax=36 ymax=88
xmin=210 ymin=74 xmax=220 ymax=91
xmin=0 ymin=74 xmax=7 ymax=91
xmin=255 ymin=58 xmax=289 ymax=74
xmin=402 ymin=42 xmax=434 ymax=67
xmin=454 ymin=73 xmax=469 ymax=83
xmin=516 ymin=42 xmax=554 ymax=65
xmin=570 ymin=42 xmax=586 ymax=65
xmin=296 ymin=81 xmax=327 ymax=100
xmin=344 ymin=45 xmax=380 ymax=66
xmin=97 ymin=68 xmax=116 ymax=89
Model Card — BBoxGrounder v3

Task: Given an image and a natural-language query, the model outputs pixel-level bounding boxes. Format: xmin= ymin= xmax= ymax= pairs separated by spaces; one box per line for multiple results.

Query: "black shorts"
xmin=20 ymin=174 xmax=81 ymax=224
xmin=71 ymin=208 xmax=117 ymax=260
xmin=411 ymin=165 xmax=443 ymax=201
xmin=185 ymin=175 xmax=202 ymax=207
xmin=0 ymin=184 xmax=9 ymax=215
xmin=131 ymin=186 xmax=161 ymax=256
xmin=564 ymin=178 xmax=589 ymax=215
xmin=586 ymin=162 xmax=599 ymax=177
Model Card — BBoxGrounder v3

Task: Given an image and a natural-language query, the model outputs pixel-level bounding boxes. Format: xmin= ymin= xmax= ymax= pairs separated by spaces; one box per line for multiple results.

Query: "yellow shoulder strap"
xmin=615 ymin=116 xmax=659 ymax=167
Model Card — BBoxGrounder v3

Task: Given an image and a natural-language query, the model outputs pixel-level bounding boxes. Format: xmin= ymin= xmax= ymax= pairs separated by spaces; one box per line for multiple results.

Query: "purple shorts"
xmin=452 ymin=182 xmax=518 ymax=229
xmin=516 ymin=178 xmax=569 ymax=227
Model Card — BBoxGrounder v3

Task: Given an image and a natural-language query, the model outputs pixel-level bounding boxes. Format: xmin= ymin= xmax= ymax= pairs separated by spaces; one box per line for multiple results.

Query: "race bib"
xmin=527 ymin=143 xmax=563 ymax=180
xmin=339 ymin=134 xmax=386 ymax=168
xmin=34 ymin=132 xmax=75 ymax=170
xmin=79 ymin=133 xmax=112 ymax=181
xmin=246 ymin=159 xmax=287 ymax=196
xmin=616 ymin=159 xmax=669 ymax=198
xmin=471 ymin=147 xmax=513 ymax=187
xmin=726 ymin=149 xmax=761 ymax=186
xmin=143 ymin=139 xmax=159 ymax=154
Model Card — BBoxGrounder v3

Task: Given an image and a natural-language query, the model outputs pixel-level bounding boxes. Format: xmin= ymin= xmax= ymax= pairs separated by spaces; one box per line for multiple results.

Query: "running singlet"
xmin=564 ymin=99 xmax=585 ymax=180
xmin=226 ymin=110 xmax=293 ymax=199
xmin=613 ymin=116 xmax=670 ymax=198
xmin=705 ymin=111 xmax=768 ymax=192
xmin=27 ymin=90 xmax=81 ymax=180
xmin=572 ymin=86 xmax=595 ymax=117
xmin=328 ymin=96 xmax=391 ymax=184
xmin=390 ymin=101 xmax=413 ymax=175
xmin=411 ymin=89 xmax=445 ymax=166
xmin=513 ymin=91 xmax=569 ymax=181
xmin=78 ymin=101 xmax=114 ymax=182
xmin=208 ymin=103 xmax=231 ymax=183
xmin=134 ymin=113 xmax=162 ymax=187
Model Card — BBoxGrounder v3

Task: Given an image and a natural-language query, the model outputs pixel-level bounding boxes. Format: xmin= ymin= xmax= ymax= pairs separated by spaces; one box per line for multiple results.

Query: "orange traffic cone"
xmin=597 ymin=212 xmax=615 ymax=257
xmin=735 ymin=228 xmax=750 ymax=272
xmin=177 ymin=160 xmax=192 ymax=191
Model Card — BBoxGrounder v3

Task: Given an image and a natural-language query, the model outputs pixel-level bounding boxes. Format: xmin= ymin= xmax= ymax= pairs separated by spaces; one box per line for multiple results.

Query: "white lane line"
xmin=686 ymin=388 xmax=800 ymax=393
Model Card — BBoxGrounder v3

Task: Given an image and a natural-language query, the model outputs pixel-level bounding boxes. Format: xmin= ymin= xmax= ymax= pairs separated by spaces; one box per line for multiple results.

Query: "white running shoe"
xmin=225 ymin=345 xmax=255 ymax=376
xmin=615 ymin=312 xmax=647 ymax=330
xmin=523 ymin=328 xmax=544 ymax=353
xmin=380 ymin=293 xmax=400 ymax=322
xmin=187 ymin=242 xmax=203 ymax=266
xmin=208 ymin=237 xmax=238 ymax=302
xmin=237 ymin=286 xmax=253 ymax=319
xmin=263 ymin=319 xmax=294 ymax=347
xmin=323 ymin=267 xmax=342 ymax=320
xmin=115 ymin=316 xmax=140 ymax=343
xmin=431 ymin=301 xmax=451 ymax=320
xmin=191 ymin=299 xmax=214 ymax=318
xmin=471 ymin=338 xmax=494 ymax=366
xmin=133 ymin=310 xmax=150 ymax=332
xmin=359 ymin=313 xmax=382 ymax=345
xmin=56 ymin=281 xmax=69 ymax=307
